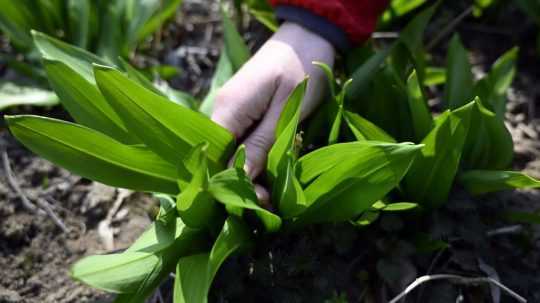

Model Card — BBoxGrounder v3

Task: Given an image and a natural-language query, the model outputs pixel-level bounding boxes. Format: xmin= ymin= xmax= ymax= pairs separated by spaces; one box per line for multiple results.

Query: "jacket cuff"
xmin=274 ymin=5 xmax=350 ymax=52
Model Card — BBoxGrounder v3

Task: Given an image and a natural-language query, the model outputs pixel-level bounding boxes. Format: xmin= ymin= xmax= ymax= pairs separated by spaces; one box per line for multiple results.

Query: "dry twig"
xmin=2 ymin=151 xmax=69 ymax=232
xmin=35 ymin=197 xmax=69 ymax=233
xmin=2 ymin=151 xmax=44 ymax=215
xmin=98 ymin=188 xmax=132 ymax=250
xmin=486 ymin=225 xmax=524 ymax=237
xmin=389 ymin=274 xmax=527 ymax=303
xmin=426 ymin=6 xmax=474 ymax=51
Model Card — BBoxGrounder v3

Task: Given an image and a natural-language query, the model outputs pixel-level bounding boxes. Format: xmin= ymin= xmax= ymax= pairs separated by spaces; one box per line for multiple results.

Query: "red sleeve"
xmin=269 ymin=0 xmax=388 ymax=45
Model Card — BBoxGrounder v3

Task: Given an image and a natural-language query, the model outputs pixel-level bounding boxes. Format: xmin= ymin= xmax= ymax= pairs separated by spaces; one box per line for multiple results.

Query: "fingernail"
xmin=254 ymin=184 xmax=272 ymax=211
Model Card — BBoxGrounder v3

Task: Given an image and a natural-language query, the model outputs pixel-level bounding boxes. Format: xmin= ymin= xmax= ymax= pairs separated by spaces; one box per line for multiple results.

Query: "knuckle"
xmin=247 ymin=132 xmax=273 ymax=152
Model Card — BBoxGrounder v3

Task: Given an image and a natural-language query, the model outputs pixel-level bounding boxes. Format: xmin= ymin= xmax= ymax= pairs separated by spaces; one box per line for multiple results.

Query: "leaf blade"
xmin=295 ymin=142 xmax=422 ymax=224
xmin=94 ymin=65 xmax=235 ymax=169
xmin=460 ymin=170 xmax=540 ymax=195
xmin=6 ymin=115 xmax=178 ymax=194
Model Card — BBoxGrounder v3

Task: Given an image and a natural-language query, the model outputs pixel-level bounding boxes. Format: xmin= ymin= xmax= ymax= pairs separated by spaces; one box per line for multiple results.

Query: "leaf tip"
xmin=4 ymin=115 xmax=21 ymax=127
xmin=30 ymin=29 xmax=44 ymax=39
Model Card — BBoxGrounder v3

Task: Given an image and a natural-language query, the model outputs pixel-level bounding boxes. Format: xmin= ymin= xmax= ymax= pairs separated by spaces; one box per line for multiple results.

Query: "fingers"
xmin=211 ymin=55 xmax=277 ymax=139
xmin=241 ymin=83 xmax=297 ymax=179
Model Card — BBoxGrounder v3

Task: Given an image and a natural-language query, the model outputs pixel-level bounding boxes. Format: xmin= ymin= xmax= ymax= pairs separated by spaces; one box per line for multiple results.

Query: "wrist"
xmin=274 ymin=5 xmax=350 ymax=52
xmin=275 ymin=22 xmax=335 ymax=59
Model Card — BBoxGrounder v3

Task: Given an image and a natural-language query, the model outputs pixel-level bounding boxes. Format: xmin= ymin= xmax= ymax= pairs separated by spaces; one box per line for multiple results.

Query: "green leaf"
xmin=42 ymin=59 xmax=138 ymax=144
xmin=35 ymin=0 xmax=64 ymax=34
xmin=6 ymin=115 xmax=179 ymax=195
xmin=296 ymin=142 xmax=391 ymax=184
xmin=267 ymin=79 xmax=307 ymax=180
xmin=381 ymin=0 xmax=428 ymax=24
xmin=347 ymin=47 xmax=392 ymax=101
xmin=232 ymin=144 xmax=246 ymax=170
xmin=94 ymin=65 xmax=235 ymax=170
xmin=459 ymin=170 xmax=540 ymax=195
xmin=328 ymin=105 xmax=343 ymax=145
xmin=267 ymin=80 xmax=307 ymax=213
xmin=154 ymin=194 xmax=178 ymax=225
xmin=226 ymin=145 xmax=247 ymax=217
xmin=127 ymin=204 xmax=201 ymax=254
xmin=397 ymin=1 xmax=439 ymax=78
xmin=327 ymin=79 xmax=351 ymax=145
xmin=388 ymin=42 xmax=414 ymax=83
xmin=406 ymin=70 xmax=433 ymax=141
xmin=125 ymin=0 xmax=161 ymax=47
xmin=403 ymin=102 xmax=474 ymax=208
xmin=351 ymin=64 xmax=413 ymax=140
xmin=474 ymin=47 xmax=518 ymax=117
xmin=423 ymin=66 xmax=446 ymax=86
xmin=344 ymin=111 xmax=397 ymax=143
xmin=462 ymin=97 xmax=513 ymax=170
xmin=209 ymin=168 xmax=282 ymax=232
xmin=248 ymin=8 xmax=278 ymax=32
xmin=118 ymin=57 xmax=163 ymax=96
xmin=67 ymin=0 xmax=90 ymax=48
xmin=399 ymin=2 xmax=439 ymax=55
xmin=444 ymin=34 xmax=474 ymax=109
xmin=295 ymin=142 xmax=422 ymax=225
xmin=221 ymin=6 xmax=250 ymax=72
xmin=200 ymin=48 xmax=234 ymax=116
xmin=176 ymin=144 xmax=220 ymax=229
xmin=351 ymin=211 xmax=380 ymax=227
xmin=119 ymin=59 xmax=194 ymax=108
xmin=72 ymin=252 xmax=161 ymax=294
xmin=244 ymin=0 xmax=277 ymax=31
xmin=313 ymin=61 xmax=336 ymax=98
xmin=371 ymin=200 xmax=387 ymax=210
xmin=95 ymin=0 xmax=126 ymax=64
xmin=0 ymin=0 xmax=36 ymax=49
xmin=0 ymin=53 xmax=48 ymax=81
xmin=383 ymin=202 xmax=418 ymax=212
xmin=174 ymin=254 xmax=210 ymax=303
xmin=174 ymin=217 xmax=252 ymax=303
xmin=135 ymin=0 xmax=183 ymax=43
xmin=32 ymin=31 xmax=111 ymax=84
xmin=155 ymin=81 xmax=198 ymax=109
xmin=0 ymin=82 xmax=58 ymax=110
xmin=274 ymin=151 xmax=307 ymax=218
xmin=72 ymin=216 xmax=205 ymax=296
xmin=473 ymin=0 xmax=497 ymax=17
xmin=120 ymin=212 xmax=203 ymax=303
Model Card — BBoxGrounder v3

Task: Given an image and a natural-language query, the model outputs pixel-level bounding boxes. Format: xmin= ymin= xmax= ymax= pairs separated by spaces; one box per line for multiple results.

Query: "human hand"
xmin=211 ymin=21 xmax=335 ymax=203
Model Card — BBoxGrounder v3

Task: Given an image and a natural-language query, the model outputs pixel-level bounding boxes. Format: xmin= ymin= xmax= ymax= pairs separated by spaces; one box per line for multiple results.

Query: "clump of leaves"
xmin=0 ymin=0 xmax=182 ymax=62
xmin=0 ymin=0 xmax=183 ymax=110
xmin=6 ymin=24 xmax=424 ymax=303
xmin=334 ymin=4 xmax=537 ymax=215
